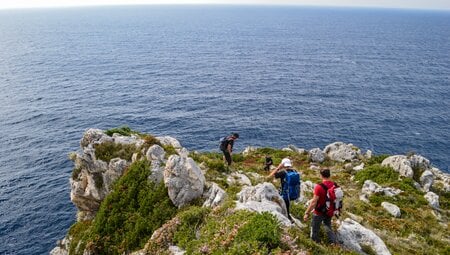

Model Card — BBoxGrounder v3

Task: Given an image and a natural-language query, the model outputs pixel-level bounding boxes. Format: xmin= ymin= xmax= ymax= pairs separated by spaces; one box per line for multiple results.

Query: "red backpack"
xmin=316 ymin=182 xmax=344 ymax=218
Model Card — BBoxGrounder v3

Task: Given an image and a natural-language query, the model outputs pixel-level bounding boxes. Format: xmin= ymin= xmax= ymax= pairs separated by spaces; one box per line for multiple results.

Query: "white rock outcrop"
xmin=164 ymin=155 xmax=206 ymax=208
xmin=226 ymin=172 xmax=252 ymax=186
xmin=361 ymin=180 xmax=402 ymax=197
xmin=353 ymin=163 xmax=365 ymax=172
xmin=420 ymin=170 xmax=434 ymax=192
xmin=235 ymin=182 xmax=292 ymax=226
xmin=324 ymin=142 xmax=362 ymax=162
xmin=337 ymin=218 xmax=391 ymax=255
xmin=309 ymin=148 xmax=326 ymax=163
xmin=203 ymin=182 xmax=227 ymax=208
xmin=424 ymin=192 xmax=440 ymax=209
xmin=381 ymin=202 xmax=401 ymax=218
xmin=381 ymin=155 xmax=414 ymax=178
xmin=242 ymin=146 xmax=258 ymax=156
xmin=146 ymin=144 xmax=166 ymax=162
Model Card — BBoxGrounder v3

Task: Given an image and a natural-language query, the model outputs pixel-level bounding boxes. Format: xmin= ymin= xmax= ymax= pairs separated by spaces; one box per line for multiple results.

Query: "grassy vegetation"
xmin=68 ymin=140 xmax=449 ymax=255
xmin=70 ymin=160 xmax=177 ymax=255
xmin=105 ymin=126 xmax=138 ymax=137
xmin=94 ymin=141 xmax=136 ymax=163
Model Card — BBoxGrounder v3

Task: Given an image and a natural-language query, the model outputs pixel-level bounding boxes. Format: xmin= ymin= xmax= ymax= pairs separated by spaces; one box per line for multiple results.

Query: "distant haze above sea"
xmin=0 ymin=6 xmax=449 ymax=255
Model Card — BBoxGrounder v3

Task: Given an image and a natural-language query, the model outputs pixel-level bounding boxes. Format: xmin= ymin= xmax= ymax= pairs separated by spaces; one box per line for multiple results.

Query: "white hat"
xmin=281 ymin=158 xmax=292 ymax=167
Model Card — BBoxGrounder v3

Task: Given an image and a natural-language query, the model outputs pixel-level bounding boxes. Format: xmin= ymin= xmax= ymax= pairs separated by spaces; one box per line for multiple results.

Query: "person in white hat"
xmin=268 ymin=157 xmax=295 ymax=223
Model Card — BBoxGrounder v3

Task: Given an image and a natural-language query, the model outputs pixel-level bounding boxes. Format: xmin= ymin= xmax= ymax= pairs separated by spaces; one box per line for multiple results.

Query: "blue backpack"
xmin=281 ymin=170 xmax=301 ymax=201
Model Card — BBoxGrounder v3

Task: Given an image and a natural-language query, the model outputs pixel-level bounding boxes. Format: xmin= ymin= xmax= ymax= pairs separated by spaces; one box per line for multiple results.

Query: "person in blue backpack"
xmin=268 ymin=157 xmax=300 ymax=223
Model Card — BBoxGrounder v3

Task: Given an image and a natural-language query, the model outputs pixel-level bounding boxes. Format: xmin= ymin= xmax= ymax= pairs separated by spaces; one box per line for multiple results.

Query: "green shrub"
xmin=162 ymin=145 xmax=178 ymax=158
xmin=173 ymin=206 xmax=210 ymax=248
xmin=105 ymin=126 xmax=137 ymax=137
xmin=366 ymin=154 xmax=389 ymax=165
xmin=354 ymin=164 xmax=399 ymax=186
xmin=235 ymin=212 xmax=281 ymax=249
xmin=72 ymin=167 xmax=82 ymax=180
xmin=94 ymin=141 xmax=136 ymax=163
xmin=68 ymin=221 xmax=92 ymax=254
xmin=84 ymin=160 xmax=177 ymax=255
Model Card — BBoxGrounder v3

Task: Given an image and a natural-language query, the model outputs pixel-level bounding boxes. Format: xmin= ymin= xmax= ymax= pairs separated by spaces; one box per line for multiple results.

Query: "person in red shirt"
xmin=303 ymin=168 xmax=337 ymax=244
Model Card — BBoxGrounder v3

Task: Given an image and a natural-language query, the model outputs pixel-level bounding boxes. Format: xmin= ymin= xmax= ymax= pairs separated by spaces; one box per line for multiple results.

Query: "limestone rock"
xmin=112 ymin=133 xmax=144 ymax=147
xmin=420 ymin=170 xmax=434 ymax=192
xmin=309 ymin=148 xmax=325 ymax=163
xmin=203 ymin=182 xmax=227 ymax=208
xmin=424 ymin=192 xmax=440 ymax=209
xmin=282 ymin=147 xmax=293 ymax=152
xmin=146 ymin=144 xmax=166 ymax=162
xmin=49 ymin=237 xmax=70 ymax=255
xmin=288 ymin=144 xmax=306 ymax=154
xmin=169 ymin=246 xmax=186 ymax=255
xmin=353 ymin=163 xmax=365 ymax=172
xmin=104 ymin=158 xmax=129 ymax=193
xmin=226 ymin=172 xmax=252 ymax=186
xmin=323 ymin=142 xmax=362 ymax=162
xmin=300 ymin=180 xmax=314 ymax=202
xmin=235 ymin=182 xmax=292 ymax=226
xmin=80 ymin=128 xmax=113 ymax=148
xmin=362 ymin=180 xmax=402 ymax=197
xmin=157 ymin=136 xmax=182 ymax=148
xmin=365 ymin=150 xmax=373 ymax=159
xmin=149 ymin=160 xmax=164 ymax=184
xmin=409 ymin=155 xmax=431 ymax=171
xmin=381 ymin=202 xmax=401 ymax=218
xmin=242 ymin=146 xmax=258 ymax=156
xmin=337 ymin=218 xmax=391 ymax=255
xmin=382 ymin=155 xmax=414 ymax=178
xmin=164 ymin=155 xmax=205 ymax=208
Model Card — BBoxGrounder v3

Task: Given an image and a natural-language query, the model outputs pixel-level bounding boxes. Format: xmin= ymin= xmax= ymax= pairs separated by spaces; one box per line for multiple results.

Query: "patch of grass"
xmin=94 ymin=141 xmax=137 ymax=163
xmin=173 ymin=206 xmax=210 ymax=248
xmin=354 ymin=164 xmax=399 ymax=186
xmin=366 ymin=154 xmax=389 ymax=165
xmin=180 ymin=210 xmax=283 ymax=254
xmin=79 ymin=160 xmax=177 ymax=255
xmin=68 ymin=221 xmax=92 ymax=255
xmin=105 ymin=126 xmax=138 ymax=137
xmin=162 ymin=145 xmax=177 ymax=158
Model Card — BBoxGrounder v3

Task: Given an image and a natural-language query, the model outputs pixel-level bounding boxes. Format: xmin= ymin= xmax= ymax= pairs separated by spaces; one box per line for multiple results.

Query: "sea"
xmin=0 ymin=5 xmax=449 ymax=254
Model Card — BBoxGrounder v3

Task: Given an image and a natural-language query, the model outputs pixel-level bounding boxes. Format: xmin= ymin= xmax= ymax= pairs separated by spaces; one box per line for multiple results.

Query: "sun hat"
xmin=281 ymin=158 xmax=292 ymax=167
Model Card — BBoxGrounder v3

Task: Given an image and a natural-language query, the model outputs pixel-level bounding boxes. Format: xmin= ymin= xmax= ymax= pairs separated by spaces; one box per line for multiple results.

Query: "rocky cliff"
xmin=51 ymin=128 xmax=449 ymax=255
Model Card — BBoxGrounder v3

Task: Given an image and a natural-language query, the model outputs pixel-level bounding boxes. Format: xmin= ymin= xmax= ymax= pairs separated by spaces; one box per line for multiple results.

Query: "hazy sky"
xmin=1 ymin=0 xmax=449 ymax=10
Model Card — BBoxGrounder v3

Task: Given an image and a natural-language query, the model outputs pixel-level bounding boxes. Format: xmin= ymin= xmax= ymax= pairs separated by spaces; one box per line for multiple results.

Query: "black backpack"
xmin=219 ymin=136 xmax=228 ymax=151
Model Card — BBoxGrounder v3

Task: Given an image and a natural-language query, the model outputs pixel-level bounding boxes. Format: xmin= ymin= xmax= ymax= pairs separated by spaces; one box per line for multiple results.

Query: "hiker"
xmin=268 ymin=157 xmax=300 ymax=223
xmin=264 ymin=155 xmax=273 ymax=171
xmin=303 ymin=168 xmax=337 ymax=244
xmin=219 ymin=133 xmax=239 ymax=166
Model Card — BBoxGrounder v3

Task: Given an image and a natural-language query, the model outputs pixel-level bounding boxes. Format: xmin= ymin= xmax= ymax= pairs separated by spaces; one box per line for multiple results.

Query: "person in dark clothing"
xmin=219 ymin=133 xmax=239 ymax=166
xmin=268 ymin=157 xmax=295 ymax=223
xmin=264 ymin=155 xmax=273 ymax=171
xmin=303 ymin=168 xmax=337 ymax=244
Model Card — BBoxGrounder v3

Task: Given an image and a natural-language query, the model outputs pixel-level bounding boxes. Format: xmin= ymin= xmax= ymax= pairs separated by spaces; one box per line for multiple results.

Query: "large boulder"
xmin=381 ymin=156 xmax=414 ymax=178
xmin=146 ymin=144 xmax=166 ymax=162
xmin=288 ymin=144 xmax=306 ymax=154
xmin=409 ymin=155 xmax=431 ymax=171
xmin=203 ymin=182 xmax=227 ymax=208
xmin=309 ymin=148 xmax=326 ymax=163
xmin=323 ymin=142 xmax=362 ymax=162
xmin=242 ymin=146 xmax=258 ymax=156
xmin=164 ymin=155 xmax=205 ymax=208
xmin=424 ymin=192 xmax=440 ymax=209
xmin=420 ymin=170 xmax=434 ymax=192
xmin=337 ymin=218 xmax=391 ymax=255
xmin=235 ymin=182 xmax=292 ymax=226
xmin=80 ymin=128 xmax=113 ymax=148
xmin=156 ymin=136 xmax=189 ymax=157
xmin=381 ymin=202 xmax=401 ymax=218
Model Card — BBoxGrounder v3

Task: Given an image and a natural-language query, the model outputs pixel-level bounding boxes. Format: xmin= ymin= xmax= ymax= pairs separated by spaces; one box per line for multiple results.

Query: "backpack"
xmin=219 ymin=136 xmax=228 ymax=151
xmin=317 ymin=182 xmax=344 ymax=218
xmin=281 ymin=170 xmax=301 ymax=201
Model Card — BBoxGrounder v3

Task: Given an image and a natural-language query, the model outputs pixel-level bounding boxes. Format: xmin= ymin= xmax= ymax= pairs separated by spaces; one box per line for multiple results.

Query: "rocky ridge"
xmin=51 ymin=128 xmax=449 ymax=255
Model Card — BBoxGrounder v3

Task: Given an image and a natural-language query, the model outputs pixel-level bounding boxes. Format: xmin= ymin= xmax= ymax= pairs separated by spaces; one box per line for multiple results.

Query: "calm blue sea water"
xmin=0 ymin=5 xmax=449 ymax=254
